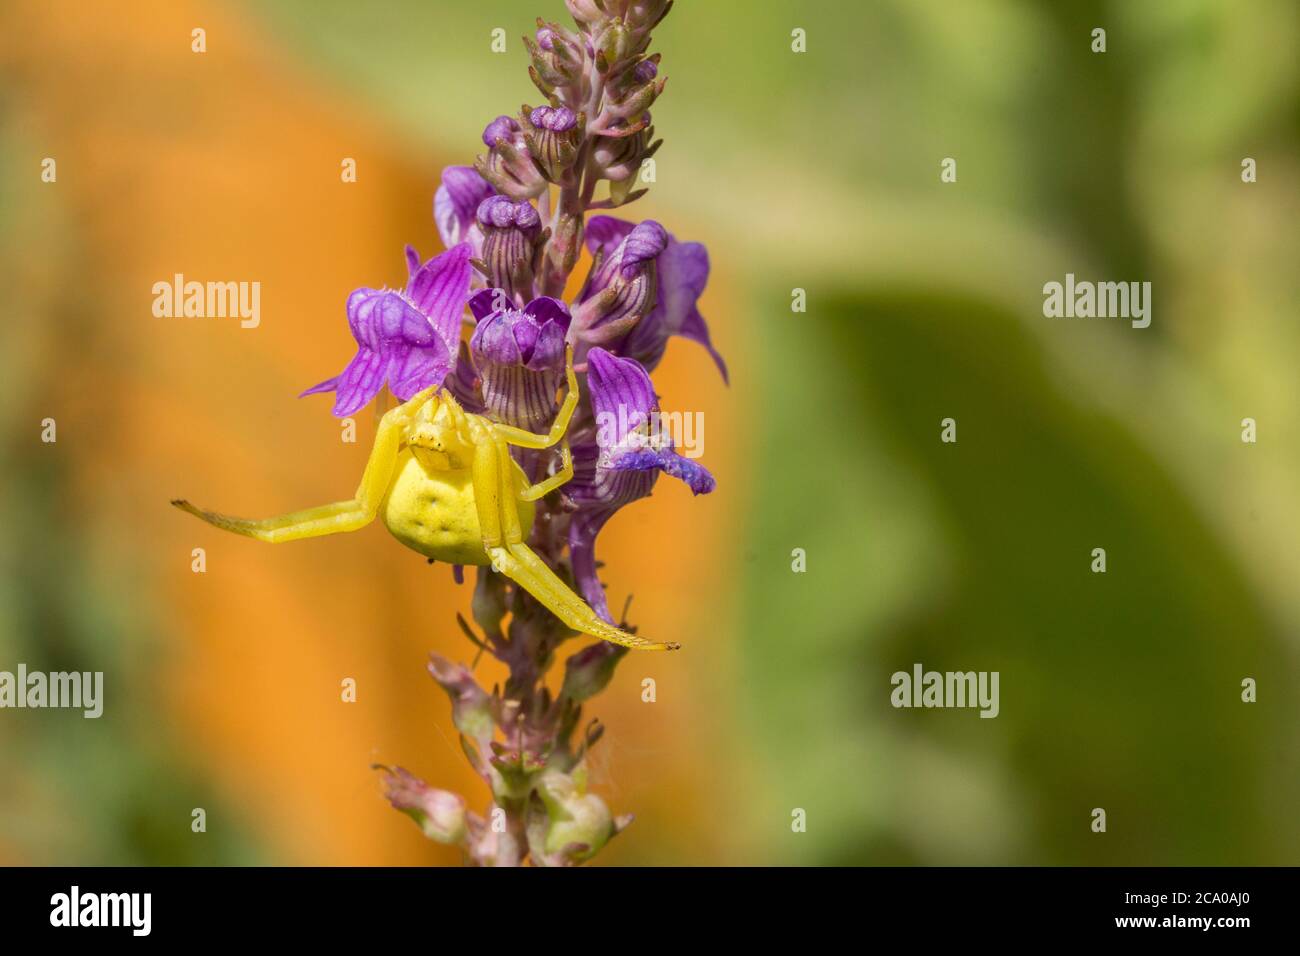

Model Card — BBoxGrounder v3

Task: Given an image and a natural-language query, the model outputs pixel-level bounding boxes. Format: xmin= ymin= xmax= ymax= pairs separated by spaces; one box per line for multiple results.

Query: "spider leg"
xmin=171 ymin=497 xmax=374 ymax=542
xmin=473 ymin=434 xmax=677 ymax=651
xmin=172 ymin=386 xmax=434 ymax=543
xmin=493 ymin=345 xmax=578 ymax=450
xmin=470 ymin=425 xmax=507 ymax=550
xmin=518 ymin=439 xmax=573 ymax=502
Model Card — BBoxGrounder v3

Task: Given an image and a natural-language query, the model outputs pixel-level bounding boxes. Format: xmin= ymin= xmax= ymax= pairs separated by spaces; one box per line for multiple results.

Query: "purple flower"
xmin=584 ymin=216 xmax=726 ymax=383
xmin=434 ymin=166 xmax=494 ymax=248
xmin=567 ymin=348 xmax=714 ymax=620
xmin=301 ymin=243 xmax=472 ymax=417
xmin=468 ymin=289 xmax=570 ymax=431
xmin=573 ymin=219 xmax=667 ymax=346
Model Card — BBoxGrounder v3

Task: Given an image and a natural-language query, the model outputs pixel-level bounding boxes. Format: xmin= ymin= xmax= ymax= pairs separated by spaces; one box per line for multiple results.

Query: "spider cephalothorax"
xmin=173 ymin=348 xmax=676 ymax=651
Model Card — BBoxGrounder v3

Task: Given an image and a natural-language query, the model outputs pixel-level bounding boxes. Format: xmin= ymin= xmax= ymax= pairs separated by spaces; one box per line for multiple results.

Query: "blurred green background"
xmin=1 ymin=0 xmax=1297 ymax=865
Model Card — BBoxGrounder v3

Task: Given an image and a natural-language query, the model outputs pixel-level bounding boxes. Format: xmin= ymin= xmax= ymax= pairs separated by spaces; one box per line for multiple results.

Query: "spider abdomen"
xmin=379 ymin=448 xmax=534 ymax=564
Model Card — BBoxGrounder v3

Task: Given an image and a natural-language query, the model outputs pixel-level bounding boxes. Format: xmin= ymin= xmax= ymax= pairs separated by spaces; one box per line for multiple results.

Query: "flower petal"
xmin=586 ymin=347 xmax=657 ymax=446
xmin=522 ymin=295 xmax=572 ymax=330
xmin=468 ymin=287 xmax=507 ymax=322
xmin=299 ymin=375 xmax=340 ymax=398
xmin=329 ymin=347 xmax=388 ymax=417
xmin=584 ymin=215 xmax=635 ymax=258
xmin=470 ymin=312 xmax=523 ymax=367
xmin=387 ymin=339 xmax=454 ymax=402
xmin=527 ymin=320 xmax=567 ymax=372
xmin=618 ymin=221 xmax=668 ymax=277
xmin=405 ymin=241 xmax=473 ymax=348
xmin=350 ymin=290 xmax=454 ymax=402
xmin=434 ymin=167 xmax=493 ymax=247
xmin=678 ymin=299 xmax=729 ymax=384
xmin=349 ymin=289 xmax=438 ymax=347
xmin=445 ymin=340 xmax=487 ymax=414
xmin=622 ymin=237 xmax=722 ymax=378
xmin=304 ymin=270 xmax=461 ymax=417
xmin=606 ymin=447 xmax=716 ymax=495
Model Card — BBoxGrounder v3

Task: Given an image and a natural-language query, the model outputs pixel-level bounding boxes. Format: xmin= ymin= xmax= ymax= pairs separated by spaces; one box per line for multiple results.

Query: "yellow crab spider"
xmin=172 ymin=347 xmax=678 ymax=652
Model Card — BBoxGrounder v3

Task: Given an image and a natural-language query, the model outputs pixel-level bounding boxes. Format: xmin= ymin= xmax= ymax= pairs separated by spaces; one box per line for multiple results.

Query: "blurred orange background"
xmin=0 ymin=0 xmax=740 ymax=865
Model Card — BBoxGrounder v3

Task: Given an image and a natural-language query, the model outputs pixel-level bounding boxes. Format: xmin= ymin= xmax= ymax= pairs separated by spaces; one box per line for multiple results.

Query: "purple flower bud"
xmin=477 ymin=117 xmax=547 ymax=201
xmin=582 ymin=216 xmax=727 ymax=383
xmin=619 ymin=220 xmax=668 ymax=277
xmin=529 ymin=105 xmax=578 ymax=132
xmin=529 ymin=25 xmax=583 ymax=88
xmin=468 ymin=291 xmax=571 ymax=431
xmin=475 ymin=197 xmax=542 ymax=299
xmin=571 ymin=219 xmax=666 ymax=345
xmin=523 ymin=106 xmax=582 ymax=180
xmin=482 ymin=114 xmax=520 ymax=148
xmin=477 ymin=194 xmax=542 ymax=232
xmin=633 ymin=58 xmax=659 ymax=83
xmin=380 ymin=767 xmax=469 ymax=845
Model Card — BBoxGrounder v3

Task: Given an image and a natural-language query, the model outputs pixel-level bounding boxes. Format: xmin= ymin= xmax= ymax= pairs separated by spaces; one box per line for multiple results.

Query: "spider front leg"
xmin=518 ymin=439 xmax=573 ymax=502
xmin=172 ymin=386 xmax=433 ymax=543
xmin=470 ymin=434 xmax=678 ymax=651
xmin=492 ymin=345 xmax=579 ymax=450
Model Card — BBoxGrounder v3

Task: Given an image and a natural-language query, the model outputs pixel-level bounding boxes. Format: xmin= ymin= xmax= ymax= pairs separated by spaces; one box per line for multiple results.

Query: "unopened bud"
xmin=523 ymin=105 xmax=582 ymax=181
xmin=476 ymin=115 xmax=548 ymax=201
xmin=561 ymin=642 xmax=629 ymax=701
xmin=476 ymin=196 xmax=543 ymax=299
xmin=379 ymin=767 xmax=468 ymax=845
xmin=532 ymin=766 xmax=625 ymax=864
xmin=573 ymin=220 xmax=666 ymax=343
xmin=428 ymin=654 xmax=495 ymax=743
